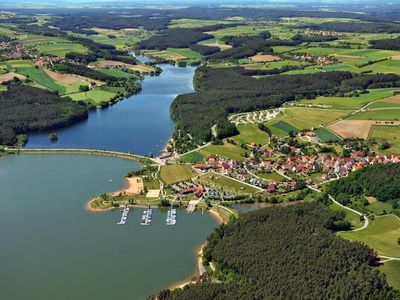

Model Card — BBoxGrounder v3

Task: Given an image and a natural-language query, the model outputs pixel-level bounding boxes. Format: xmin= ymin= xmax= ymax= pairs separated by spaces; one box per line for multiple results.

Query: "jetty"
xmin=117 ymin=206 xmax=130 ymax=225
xmin=166 ymin=207 xmax=177 ymax=225
xmin=141 ymin=206 xmax=153 ymax=225
xmin=186 ymin=199 xmax=200 ymax=214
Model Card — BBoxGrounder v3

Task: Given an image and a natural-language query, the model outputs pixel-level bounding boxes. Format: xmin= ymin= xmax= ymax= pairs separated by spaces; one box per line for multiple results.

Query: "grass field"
xmin=200 ymin=142 xmax=248 ymax=161
xmin=272 ymin=120 xmax=299 ymax=134
xmin=180 ymin=151 xmax=204 ymax=163
xmin=379 ymin=260 xmax=400 ymax=290
xmin=349 ymin=108 xmax=400 ymax=120
xmin=233 ymin=124 xmax=269 ymax=145
xmin=17 ymin=67 xmax=65 ymax=93
xmin=198 ymin=172 xmax=259 ymax=194
xmin=282 ymin=107 xmax=348 ymax=129
xmin=160 ymin=164 xmax=196 ymax=184
xmin=316 ymin=127 xmax=342 ymax=142
xmin=368 ymin=125 xmax=400 ymax=154
xmin=339 ymin=215 xmax=400 ymax=257
xmin=96 ymin=68 xmax=139 ymax=79
xmin=19 ymin=34 xmax=88 ymax=56
xmin=298 ymin=88 xmax=399 ymax=110
xmin=361 ymin=59 xmax=400 ymax=74
xmin=68 ymin=86 xmax=123 ymax=104
xmin=145 ymin=48 xmax=202 ymax=62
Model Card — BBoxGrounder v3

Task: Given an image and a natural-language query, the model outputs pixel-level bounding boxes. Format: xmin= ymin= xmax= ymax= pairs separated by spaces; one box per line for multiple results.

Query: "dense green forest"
xmin=0 ymin=85 xmax=88 ymax=145
xmin=327 ymin=163 xmax=400 ymax=203
xmin=151 ymin=203 xmax=398 ymax=300
xmin=306 ymin=22 xmax=400 ymax=33
xmin=171 ymin=68 xmax=400 ymax=151
xmin=370 ymin=38 xmax=400 ymax=50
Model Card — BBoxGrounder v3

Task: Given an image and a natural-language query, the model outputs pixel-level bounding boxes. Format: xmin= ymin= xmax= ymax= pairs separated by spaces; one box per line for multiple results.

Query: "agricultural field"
xmin=96 ymin=68 xmax=140 ymax=79
xmin=18 ymin=34 xmax=88 ymax=56
xmin=349 ymin=109 xmax=400 ymax=120
xmin=144 ymin=48 xmax=201 ymax=62
xmin=360 ymin=59 xmax=400 ymax=74
xmin=198 ymin=172 xmax=259 ymax=194
xmin=271 ymin=120 xmax=299 ymax=134
xmin=297 ymin=88 xmax=399 ymax=110
xmin=339 ymin=215 xmax=400 ymax=258
xmin=368 ymin=125 xmax=400 ymax=153
xmin=159 ymin=164 xmax=196 ymax=184
xmin=17 ymin=67 xmax=65 ymax=93
xmin=279 ymin=107 xmax=348 ymax=130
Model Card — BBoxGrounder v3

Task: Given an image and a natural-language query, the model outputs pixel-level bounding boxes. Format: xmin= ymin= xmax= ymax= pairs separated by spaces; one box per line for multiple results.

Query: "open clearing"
xmin=200 ymin=142 xmax=247 ymax=161
xmin=339 ymin=215 xmax=400 ymax=257
xmin=249 ymin=54 xmax=280 ymax=62
xmin=160 ymin=164 xmax=196 ymax=184
xmin=349 ymin=108 xmax=400 ymax=120
xmin=233 ymin=124 xmax=269 ymax=145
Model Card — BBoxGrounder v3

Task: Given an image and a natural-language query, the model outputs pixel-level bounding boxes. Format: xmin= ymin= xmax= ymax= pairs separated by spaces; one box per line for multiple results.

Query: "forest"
xmin=171 ymin=67 xmax=400 ymax=148
xmin=0 ymin=85 xmax=88 ymax=145
xmin=327 ymin=163 xmax=400 ymax=203
xmin=151 ymin=203 xmax=398 ymax=300
xmin=370 ymin=38 xmax=400 ymax=50
xmin=305 ymin=21 xmax=400 ymax=33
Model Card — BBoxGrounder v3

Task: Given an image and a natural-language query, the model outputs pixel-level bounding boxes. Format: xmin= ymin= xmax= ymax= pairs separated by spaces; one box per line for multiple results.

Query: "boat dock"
xmin=187 ymin=199 xmax=200 ymax=214
xmin=140 ymin=206 xmax=153 ymax=225
xmin=166 ymin=207 xmax=177 ymax=225
xmin=117 ymin=206 xmax=130 ymax=225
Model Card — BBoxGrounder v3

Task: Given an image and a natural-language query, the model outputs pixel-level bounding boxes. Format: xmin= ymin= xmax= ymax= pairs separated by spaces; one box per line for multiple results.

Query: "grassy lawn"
xmin=339 ymin=215 xmax=400 ymax=257
xmin=200 ymin=142 xmax=248 ymax=161
xmin=160 ymin=164 xmax=196 ymax=184
xmin=232 ymin=124 xmax=269 ymax=145
xmin=316 ymin=127 xmax=342 ymax=142
xmin=379 ymin=260 xmax=400 ymax=290
xmin=349 ymin=108 xmax=400 ymax=120
xmin=329 ymin=202 xmax=364 ymax=230
xmin=198 ymin=172 xmax=259 ymax=194
xmin=180 ymin=151 xmax=204 ymax=163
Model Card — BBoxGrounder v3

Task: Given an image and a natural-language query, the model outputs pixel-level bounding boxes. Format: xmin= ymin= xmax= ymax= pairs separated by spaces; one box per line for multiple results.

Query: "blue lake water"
xmin=25 ymin=62 xmax=195 ymax=155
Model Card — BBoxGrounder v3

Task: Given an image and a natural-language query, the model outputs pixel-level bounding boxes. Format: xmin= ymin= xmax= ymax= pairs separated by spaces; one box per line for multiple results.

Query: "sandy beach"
xmin=208 ymin=209 xmax=225 ymax=224
xmin=112 ymin=176 xmax=144 ymax=196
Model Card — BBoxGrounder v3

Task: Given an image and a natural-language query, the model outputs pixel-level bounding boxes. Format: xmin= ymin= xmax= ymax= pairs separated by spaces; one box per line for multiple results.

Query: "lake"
xmin=0 ymin=154 xmax=217 ymax=300
xmin=25 ymin=61 xmax=195 ymax=156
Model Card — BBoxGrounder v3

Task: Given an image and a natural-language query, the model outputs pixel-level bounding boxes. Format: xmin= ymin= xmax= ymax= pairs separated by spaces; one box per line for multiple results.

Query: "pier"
xmin=117 ymin=206 xmax=130 ymax=225
xmin=166 ymin=207 xmax=177 ymax=225
xmin=186 ymin=199 xmax=200 ymax=214
xmin=140 ymin=206 xmax=153 ymax=225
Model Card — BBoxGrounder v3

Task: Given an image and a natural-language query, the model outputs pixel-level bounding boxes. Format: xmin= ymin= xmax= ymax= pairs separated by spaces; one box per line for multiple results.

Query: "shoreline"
xmin=168 ymin=210 xmax=223 ymax=291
